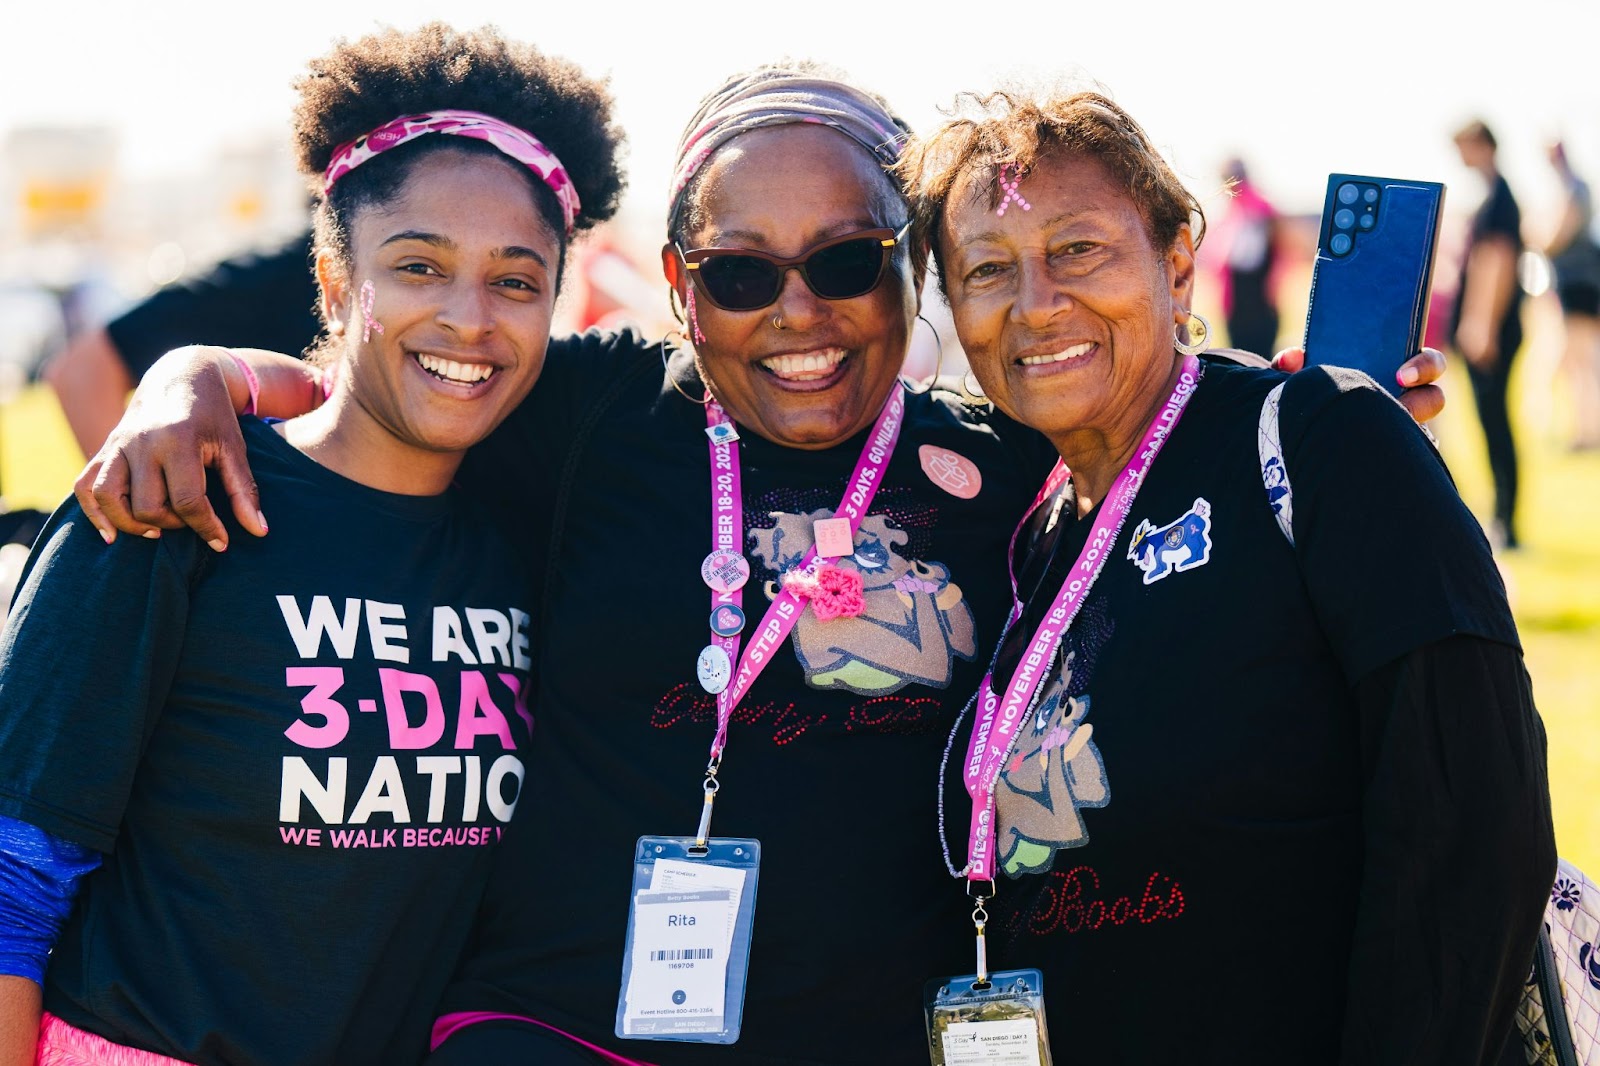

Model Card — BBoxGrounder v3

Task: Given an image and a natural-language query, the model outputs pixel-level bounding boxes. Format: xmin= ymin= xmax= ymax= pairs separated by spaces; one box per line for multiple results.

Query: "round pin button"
xmin=709 ymin=603 xmax=747 ymax=637
xmin=701 ymin=550 xmax=751 ymax=594
xmin=696 ymin=644 xmax=733 ymax=694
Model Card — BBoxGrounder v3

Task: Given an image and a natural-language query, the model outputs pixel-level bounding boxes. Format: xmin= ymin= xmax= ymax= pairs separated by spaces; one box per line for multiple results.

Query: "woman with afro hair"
xmin=0 ymin=24 xmax=622 ymax=1066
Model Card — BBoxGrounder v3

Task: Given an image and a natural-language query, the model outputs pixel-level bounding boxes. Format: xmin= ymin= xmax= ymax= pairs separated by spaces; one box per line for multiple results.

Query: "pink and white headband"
xmin=322 ymin=109 xmax=581 ymax=235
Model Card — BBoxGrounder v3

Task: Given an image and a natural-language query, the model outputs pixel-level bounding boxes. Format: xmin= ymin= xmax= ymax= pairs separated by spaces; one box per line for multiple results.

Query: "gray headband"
xmin=669 ymin=71 xmax=906 ymax=222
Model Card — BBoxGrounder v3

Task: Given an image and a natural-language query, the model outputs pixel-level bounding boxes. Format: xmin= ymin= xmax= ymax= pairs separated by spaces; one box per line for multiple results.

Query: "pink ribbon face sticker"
xmin=359 ymin=280 xmax=385 ymax=344
xmin=996 ymin=163 xmax=1031 ymax=218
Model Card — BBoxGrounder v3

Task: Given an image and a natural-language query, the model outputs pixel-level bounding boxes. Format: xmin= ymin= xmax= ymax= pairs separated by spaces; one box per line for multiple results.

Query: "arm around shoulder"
xmin=73 ymin=344 xmax=313 ymax=546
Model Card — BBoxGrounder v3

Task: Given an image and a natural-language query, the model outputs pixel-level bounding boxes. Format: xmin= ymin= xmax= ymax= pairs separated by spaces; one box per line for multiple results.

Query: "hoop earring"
xmin=1174 ymin=312 xmax=1211 ymax=357
xmin=904 ymin=313 xmax=946 ymax=394
xmin=961 ymin=369 xmax=989 ymax=403
xmin=661 ymin=332 xmax=712 ymax=405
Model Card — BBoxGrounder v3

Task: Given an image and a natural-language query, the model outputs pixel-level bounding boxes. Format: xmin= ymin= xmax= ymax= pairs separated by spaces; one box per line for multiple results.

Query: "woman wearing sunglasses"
xmin=71 ymin=63 xmax=1447 ymax=1064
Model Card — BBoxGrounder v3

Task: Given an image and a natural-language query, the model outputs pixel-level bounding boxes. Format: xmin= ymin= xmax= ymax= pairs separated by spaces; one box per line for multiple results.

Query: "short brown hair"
xmin=899 ymin=90 xmax=1203 ymax=295
xmin=1452 ymin=118 xmax=1497 ymax=151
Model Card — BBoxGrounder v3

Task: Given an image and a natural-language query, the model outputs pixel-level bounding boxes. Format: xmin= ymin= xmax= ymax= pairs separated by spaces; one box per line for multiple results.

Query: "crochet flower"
xmin=782 ymin=562 xmax=865 ymax=621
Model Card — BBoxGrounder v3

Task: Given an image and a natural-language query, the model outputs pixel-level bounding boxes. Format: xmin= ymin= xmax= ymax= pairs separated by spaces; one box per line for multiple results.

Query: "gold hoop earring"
xmin=961 ymin=369 xmax=989 ymax=403
xmin=1174 ymin=312 xmax=1211 ymax=356
xmin=661 ymin=332 xmax=711 ymax=406
xmin=904 ymin=313 xmax=945 ymax=394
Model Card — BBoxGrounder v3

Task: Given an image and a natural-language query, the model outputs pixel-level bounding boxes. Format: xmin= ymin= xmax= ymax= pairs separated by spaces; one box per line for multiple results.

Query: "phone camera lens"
xmin=1331 ymin=232 xmax=1353 ymax=255
xmin=1363 ymin=187 xmax=1379 ymax=203
xmin=1337 ymin=183 xmax=1360 ymax=205
xmin=1358 ymin=213 xmax=1376 ymax=230
xmin=1334 ymin=208 xmax=1356 ymax=229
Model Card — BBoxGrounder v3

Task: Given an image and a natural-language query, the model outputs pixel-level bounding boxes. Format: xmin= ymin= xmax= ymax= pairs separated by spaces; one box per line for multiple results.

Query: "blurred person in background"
xmin=0 ymin=24 xmax=623 ymax=1065
xmin=1543 ymin=139 xmax=1600 ymax=450
xmin=1450 ymin=119 xmax=1525 ymax=549
xmin=1206 ymin=156 xmax=1281 ymax=357
xmin=43 ymin=232 xmax=320 ymax=458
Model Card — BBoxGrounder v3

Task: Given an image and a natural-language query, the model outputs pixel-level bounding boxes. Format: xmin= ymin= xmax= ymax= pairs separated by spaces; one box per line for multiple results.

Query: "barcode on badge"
xmin=649 ymin=947 xmax=715 ymax=962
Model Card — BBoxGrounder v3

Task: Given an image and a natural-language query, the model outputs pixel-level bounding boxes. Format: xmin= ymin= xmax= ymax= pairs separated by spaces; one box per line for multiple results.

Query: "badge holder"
xmin=615 ymin=834 xmax=760 ymax=1044
xmin=925 ymin=967 xmax=1052 ymax=1066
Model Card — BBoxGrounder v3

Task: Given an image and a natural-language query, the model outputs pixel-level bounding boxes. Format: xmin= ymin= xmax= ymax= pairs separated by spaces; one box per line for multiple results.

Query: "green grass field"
xmin=3 ymin=370 xmax=1596 ymax=871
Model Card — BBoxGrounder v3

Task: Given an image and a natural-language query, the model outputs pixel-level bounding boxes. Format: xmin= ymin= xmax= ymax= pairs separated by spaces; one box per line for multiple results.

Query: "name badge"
xmin=617 ymin=836 xmax=761 ymax=1046
xmin=926 ymin=969 xmax=1052 ymax=1066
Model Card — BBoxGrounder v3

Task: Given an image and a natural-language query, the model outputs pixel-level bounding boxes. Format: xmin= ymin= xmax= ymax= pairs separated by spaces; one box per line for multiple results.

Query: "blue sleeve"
xmin=0 ymin=815 xmax=100 ymax=984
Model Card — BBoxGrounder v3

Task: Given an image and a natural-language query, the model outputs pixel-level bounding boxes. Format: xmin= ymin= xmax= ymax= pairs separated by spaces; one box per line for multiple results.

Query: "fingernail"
xmin=98 ymin=527 xmax=114 ymax=545
xmin=1398 ymin=366 xmax=1419 ymax=386
xmin=207 ymin=538 xmax=227 ymax=553
xmin=142 ymin=529 xmax=161 ymax=539
xmin=257 ymin=511 xmax=269 ymax=533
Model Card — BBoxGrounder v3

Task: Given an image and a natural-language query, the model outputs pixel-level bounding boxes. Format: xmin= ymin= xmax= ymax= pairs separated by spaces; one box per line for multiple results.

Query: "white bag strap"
xmin=1257 ymin=381 xmax=1295 ymax=546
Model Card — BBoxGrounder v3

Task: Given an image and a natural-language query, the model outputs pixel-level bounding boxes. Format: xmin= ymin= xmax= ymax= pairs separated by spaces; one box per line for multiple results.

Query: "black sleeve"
xmin=0 ymin=499 xmax=199 ymax=851
xmin=1337 ymin=635 xmax=1556 ymax=1066
xmin=455 ymin=328 xmax=657 ymax=540
xmin=104 ymin=233 xmax=321 ymax=379
xmin=1479 ymin=178 xmax=1522 ymax=245
xmin=1283 ymin=367 xmax=1520 ymax=682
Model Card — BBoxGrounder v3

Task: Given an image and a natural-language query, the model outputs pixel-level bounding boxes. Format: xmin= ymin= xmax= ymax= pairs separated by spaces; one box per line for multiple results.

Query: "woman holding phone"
xmin=902 ymin=87 xmax=1555 ymax=1064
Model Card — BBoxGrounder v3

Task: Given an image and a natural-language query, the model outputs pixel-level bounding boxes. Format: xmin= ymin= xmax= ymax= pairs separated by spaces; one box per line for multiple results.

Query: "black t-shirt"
xmin=1451 ymin=174 xmax=1524 ymax=350
xmin=975 ymin=359 xmax=1529 ymax=1062
xmin=0 ymin=419 xmax=533 ymax=1066
xmin=106 ymin=234 xmax=321 ymax=378
xmin=438 ymin=331 xmax=1059 ymax=1065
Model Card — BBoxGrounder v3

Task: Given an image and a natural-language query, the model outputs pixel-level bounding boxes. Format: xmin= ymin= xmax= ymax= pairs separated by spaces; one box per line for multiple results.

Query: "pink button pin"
xmin=701 ymin=550 xmax=751 ymax=594
xmin=812 ymin=517 xmax=853 ymax=559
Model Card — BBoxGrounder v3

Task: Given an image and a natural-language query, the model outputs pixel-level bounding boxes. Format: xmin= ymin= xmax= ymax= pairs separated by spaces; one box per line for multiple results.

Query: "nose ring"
xmin=772 ymin=314 xmax=785 ymax=330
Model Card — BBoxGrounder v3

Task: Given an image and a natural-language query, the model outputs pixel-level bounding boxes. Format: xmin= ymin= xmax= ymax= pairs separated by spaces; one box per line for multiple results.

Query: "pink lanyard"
xmin=958 ymin=355 xmax=1201 ymax=890
xmin=693 ymin=385 xmax=906 ymax=841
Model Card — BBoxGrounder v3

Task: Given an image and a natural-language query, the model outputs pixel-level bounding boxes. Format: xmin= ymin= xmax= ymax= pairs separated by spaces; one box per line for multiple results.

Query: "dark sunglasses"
xmin=678 ymin=223 xmax=911 ymax=312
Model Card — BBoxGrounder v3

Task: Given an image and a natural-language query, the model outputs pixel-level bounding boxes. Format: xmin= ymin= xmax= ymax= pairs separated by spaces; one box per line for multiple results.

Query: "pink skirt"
xmin=36 ymin=1014 xmax=193 ymax=1066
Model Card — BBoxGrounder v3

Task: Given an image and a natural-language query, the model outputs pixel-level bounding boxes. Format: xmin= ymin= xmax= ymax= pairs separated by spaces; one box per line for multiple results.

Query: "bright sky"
xmin=4 ymin=0 xmax=1598 ymax=229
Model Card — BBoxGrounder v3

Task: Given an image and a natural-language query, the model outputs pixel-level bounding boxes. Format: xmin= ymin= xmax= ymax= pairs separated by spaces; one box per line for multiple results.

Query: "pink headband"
xmin=322 ymin=109 xmax=580 ymax=235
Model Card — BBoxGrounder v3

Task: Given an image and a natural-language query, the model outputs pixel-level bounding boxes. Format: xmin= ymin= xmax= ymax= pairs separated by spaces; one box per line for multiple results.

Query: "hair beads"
xmin=686 ymin=285 xmax=708 ymax=344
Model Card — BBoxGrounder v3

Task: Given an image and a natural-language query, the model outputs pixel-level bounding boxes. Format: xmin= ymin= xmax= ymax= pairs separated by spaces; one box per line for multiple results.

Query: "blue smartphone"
xmin=1301 ymin=174 xmax=1446 ymax=396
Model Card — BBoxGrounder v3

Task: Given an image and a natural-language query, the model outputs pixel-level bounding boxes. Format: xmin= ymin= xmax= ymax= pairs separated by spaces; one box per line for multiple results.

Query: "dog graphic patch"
xmin=1126 ymin=498 xmax=1213 ymax=585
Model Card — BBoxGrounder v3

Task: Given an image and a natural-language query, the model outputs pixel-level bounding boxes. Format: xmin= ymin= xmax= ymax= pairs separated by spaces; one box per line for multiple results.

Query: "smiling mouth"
xmin=1018 ymin=342 xmax=1095 ymax=366
xmin=414 ymin=351 xmax=500 ymax=387
xmin=759 ymin=347 xmax=848 ymax=382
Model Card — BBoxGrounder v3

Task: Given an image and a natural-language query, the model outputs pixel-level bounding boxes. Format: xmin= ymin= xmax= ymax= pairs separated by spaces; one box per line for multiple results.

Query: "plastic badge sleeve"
xmin=616 ymin=836 xmax=760 ymax=1045
xmin=925 ymin=968 xmax=1052 ymax=1066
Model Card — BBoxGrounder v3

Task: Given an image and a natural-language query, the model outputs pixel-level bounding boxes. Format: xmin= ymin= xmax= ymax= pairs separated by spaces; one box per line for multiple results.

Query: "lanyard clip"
xmin=690 ymin=758 xmax=722 ymax=855
xmin=971 ymin=895 xmax=991 ymax=987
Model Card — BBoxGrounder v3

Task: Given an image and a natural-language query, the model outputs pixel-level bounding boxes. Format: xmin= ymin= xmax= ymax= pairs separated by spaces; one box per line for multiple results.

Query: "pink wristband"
xmin=225 ymin=349 xmax=260 ymax=416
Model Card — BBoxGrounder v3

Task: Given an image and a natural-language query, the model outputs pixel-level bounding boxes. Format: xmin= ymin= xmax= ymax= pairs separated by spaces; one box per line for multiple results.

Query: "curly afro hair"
xmin=293 ymin=23 xmax=626 ymax=284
